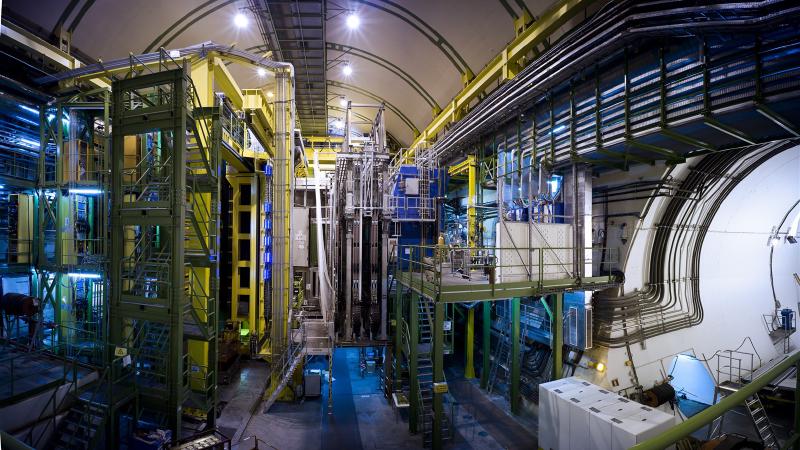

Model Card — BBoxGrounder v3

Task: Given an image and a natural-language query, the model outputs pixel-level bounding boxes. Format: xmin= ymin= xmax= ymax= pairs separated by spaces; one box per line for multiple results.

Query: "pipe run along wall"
xmin=587 ymin=146 xmax=800 ymax=392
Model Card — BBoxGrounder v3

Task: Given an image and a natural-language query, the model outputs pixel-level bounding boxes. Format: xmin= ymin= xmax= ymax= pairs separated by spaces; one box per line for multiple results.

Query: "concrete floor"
xmin=219 ymin=348 xmax=536 ymax=449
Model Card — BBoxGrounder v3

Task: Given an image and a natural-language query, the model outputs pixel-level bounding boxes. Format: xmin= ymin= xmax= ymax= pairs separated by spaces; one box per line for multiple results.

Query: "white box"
xmin=588 ymin=399 xmax=644 ymax=450
xmin=539 ymin=378 xmax=586 ymax=450
xmin=568 ymin=388 xmax=617 ymax=450
xmin=553 ymin=381 xmax=595 ymax=450
xmin=611 ymin=407 xmax=676 ymax=449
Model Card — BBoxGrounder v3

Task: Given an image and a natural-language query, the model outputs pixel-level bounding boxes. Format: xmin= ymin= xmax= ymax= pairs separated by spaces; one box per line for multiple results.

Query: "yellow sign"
xmin=114 ymin=346 xmax=128 ymax=357
xmin=433 ymin=382 xmax=448 ymax=394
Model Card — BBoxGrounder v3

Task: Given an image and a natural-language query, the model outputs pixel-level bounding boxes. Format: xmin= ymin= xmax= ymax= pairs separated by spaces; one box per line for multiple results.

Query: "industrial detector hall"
xmin=0 ymin=1 xmax=799 ymax=449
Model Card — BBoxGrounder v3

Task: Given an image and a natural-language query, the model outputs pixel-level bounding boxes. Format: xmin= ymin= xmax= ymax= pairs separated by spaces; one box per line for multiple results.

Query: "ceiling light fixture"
xmin=346 ymin=14 xmax=360 ymax=29
xmin=339 ymin=96 xmax=348 ymax=107
xmin=234 ymin=12 xmax=249 ymax=28
xmin=267 ymin=91 xmax=274 ymax=98
xmin=257 ymin=67 xmax=267 ymax=77
xmin=342 ymin=64 xmax=353 ymax=76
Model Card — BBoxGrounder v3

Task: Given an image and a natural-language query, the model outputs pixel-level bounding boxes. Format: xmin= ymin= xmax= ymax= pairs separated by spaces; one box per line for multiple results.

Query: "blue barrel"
xmin=781 ymin=308 xmax=794 ymax=330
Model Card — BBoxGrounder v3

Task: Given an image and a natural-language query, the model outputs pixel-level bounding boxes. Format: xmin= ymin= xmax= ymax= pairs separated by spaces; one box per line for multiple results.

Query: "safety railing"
xmin=396 ymin=244 xmax=617 ymax=289
xmin=58 ymin=238 xmax=107 ymax=266
xmin=632 ymin=350 xmax=800 ymax=450
xmin=0 ymin=238 xmax=33 ymax=264
xmin=0 ymin=151 xmax=37 ymax=182
xmin=21 ymin=344 xmax=95 ymax=448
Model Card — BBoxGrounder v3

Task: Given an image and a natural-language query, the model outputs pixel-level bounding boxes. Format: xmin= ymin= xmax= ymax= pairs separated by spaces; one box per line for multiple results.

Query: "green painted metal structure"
xmin=109 ymin=64 xmax=220 ymax=435
xmin=632 ymin=352 xmax=800 ymax=450
xmin=393 ymin=245 xmax=615 ymax=449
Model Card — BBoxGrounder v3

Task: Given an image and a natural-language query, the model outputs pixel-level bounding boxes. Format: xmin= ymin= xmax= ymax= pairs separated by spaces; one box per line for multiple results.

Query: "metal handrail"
xmin=631 ymin=350 xmax=800 ymax=450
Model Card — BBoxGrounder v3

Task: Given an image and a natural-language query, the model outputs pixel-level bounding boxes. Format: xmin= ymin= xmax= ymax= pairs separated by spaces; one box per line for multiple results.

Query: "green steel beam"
xmin=625 ymin=139 xmax=684 ymax=162
xmin=596 ymin=148 xmax=654 ymax=166
xmin=632 ymin=352 xmax=800 ymax=450
xmin=481 ymin=301 xmax=491 ymax=389
xmin=660 ymin=126 xmax=716 ymax=152
xmin=539 ymin=297 xmax=552 ymax=320
xmin=409 ymin=291 xmax=419 ymax=434
xmin=703 ymin=116 xmax=757 ymax=145
xmin=552 ymin=292 xmax=563 ymax=380
xmin=394 ymin=283 xmax=402 ymax=387
xmin=432 ymin=301 xmax=445 ymax=450
xmin=510 ymin=298 xmax=521 ymax=415
xmin=395 ymin=271 xmax=615 ymax=303
xmin=755 ymin=103 xmax=800 ymax=137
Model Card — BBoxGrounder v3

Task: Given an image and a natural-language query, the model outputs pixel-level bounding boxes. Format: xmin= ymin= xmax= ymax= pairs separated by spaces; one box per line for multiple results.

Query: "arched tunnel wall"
xmin=583 ymin=146 xmax=800 ymax=395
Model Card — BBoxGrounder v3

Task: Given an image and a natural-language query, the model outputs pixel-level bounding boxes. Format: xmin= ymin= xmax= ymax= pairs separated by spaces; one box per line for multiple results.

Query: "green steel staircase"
xmin=417 ymin=297 xmax=450 ymax=448
xmin=50 ymin=393 xmax=108 ymax=450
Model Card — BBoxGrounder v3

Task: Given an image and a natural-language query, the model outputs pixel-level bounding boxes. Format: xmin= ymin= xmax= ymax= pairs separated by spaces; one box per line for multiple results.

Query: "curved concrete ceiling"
xmin=3 ymin=0 xmax=566 ymax=146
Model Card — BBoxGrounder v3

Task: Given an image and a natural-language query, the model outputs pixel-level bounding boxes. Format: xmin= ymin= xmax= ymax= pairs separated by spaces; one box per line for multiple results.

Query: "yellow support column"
xmin=464 ymin=155 xmax=477 ymax=378
xmin=16 ymin=194 xmax=33 ymax=263
xmin=465 ymin=307 xmax=476 ymax=378
xmin=466 ymin=155 xmax=477 ymax=248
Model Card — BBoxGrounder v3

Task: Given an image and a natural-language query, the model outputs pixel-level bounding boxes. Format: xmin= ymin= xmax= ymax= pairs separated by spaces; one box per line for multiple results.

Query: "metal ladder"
xmin=709 ymin=382 xmax=778 ymax=448
xmin=746 ymin=394 xmax=778 ymax=448
xmin=487 ymin=301 xmax=529 ymax=397
xmin=417 ymin=297 xmax=451 ymax=448
xmin=488 ymin=304 xmax=511 ymax=395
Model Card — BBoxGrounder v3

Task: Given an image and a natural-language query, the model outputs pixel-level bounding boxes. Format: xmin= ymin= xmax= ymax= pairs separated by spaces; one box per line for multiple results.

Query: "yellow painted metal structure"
xmin=404 ymin=0 xmax=599 ymax=157
xmin=448 ymin=156 xmax=478 ymax=378
xmin=228 ymin=173 xmax=268 ymax=352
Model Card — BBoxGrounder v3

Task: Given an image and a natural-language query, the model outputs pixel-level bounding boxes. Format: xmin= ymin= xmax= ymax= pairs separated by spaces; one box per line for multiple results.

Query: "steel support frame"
xmin=552 ymin=292 xmax=563 ymax=380
xmin=36 ymin=91 xmax=111 ymax=356
xmin=432 ymin=300 xmax=444 ymax=450
xmin=110 ymin=66 xmax=220 ymax=435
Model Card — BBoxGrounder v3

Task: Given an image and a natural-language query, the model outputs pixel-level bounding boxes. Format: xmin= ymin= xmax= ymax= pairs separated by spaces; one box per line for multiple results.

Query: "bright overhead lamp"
xmin=267 ymin=91 xmax=274 ymax=98
xmin=257 ymin=67 xmax=267 ymax=77
xmin=342 ymin=64 xmax=353 ymax=76
xmin=68 ymin=272 xmax=102 ymax=279
xmin=333 ymin=118 xmax=344 ymax=129
xmin=346 ymin=14 xmax=360 ymax=29
xmin=69 ymin=188 xmax=104 ymax=195
xmin=339 ymin=96 xmax=348 ymax=107
xmin=234 ymin=12 xmax=249 ymax=28
xmin=19 ymin=105 xmax=38 ymax=115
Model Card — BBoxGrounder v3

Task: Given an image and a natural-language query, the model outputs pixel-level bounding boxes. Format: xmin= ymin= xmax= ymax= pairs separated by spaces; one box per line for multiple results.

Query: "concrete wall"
xmin=582 ymin=147 xmax=800 ymax=394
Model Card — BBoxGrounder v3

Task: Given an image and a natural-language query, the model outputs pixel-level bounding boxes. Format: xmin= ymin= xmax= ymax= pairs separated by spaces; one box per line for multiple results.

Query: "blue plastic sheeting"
xmin=669 ymin=353 xmax=716 ymax=406
xmin=496 ymin=292 xmax=589 ymax=349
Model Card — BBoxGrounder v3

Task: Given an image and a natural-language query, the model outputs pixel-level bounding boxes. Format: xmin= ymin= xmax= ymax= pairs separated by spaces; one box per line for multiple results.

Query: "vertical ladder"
xmin=746 ymin=394 xmax=778 ymax=448
xmin=488 ymin=304 xmax=511 ymax=394
xmin=417 ymin=296 xmax=450 ymax=448
xmin=710 ymin=382 xmax=778 ymax=448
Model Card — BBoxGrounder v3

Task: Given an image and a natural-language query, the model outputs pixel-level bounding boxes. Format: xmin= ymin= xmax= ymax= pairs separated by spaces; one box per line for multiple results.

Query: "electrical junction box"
xmin=433 ymin=382 xmax=448 ymax=394
xmin=405 ymin=177 xmax=420 ymax=195
xmin=292 ymin=207 xmax=309 ymax=267
xmin=304 ymin=371 xmax=322 ymax=397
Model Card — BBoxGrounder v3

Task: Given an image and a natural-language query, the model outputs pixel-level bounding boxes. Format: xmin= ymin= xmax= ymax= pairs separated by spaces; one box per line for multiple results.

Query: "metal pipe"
xmin=345 ymin=227 xmax=353 ymax=340
xmin=312 ymin=147 xmax=332 ymax=322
